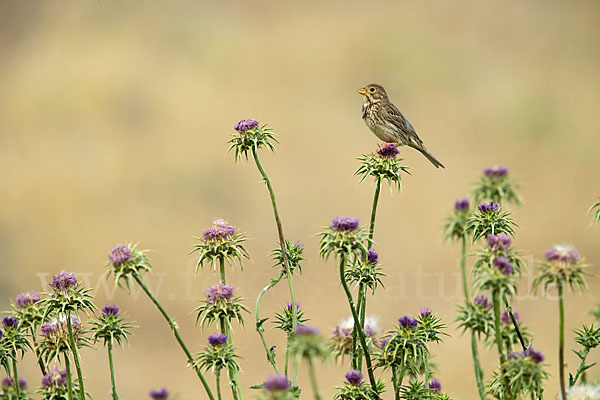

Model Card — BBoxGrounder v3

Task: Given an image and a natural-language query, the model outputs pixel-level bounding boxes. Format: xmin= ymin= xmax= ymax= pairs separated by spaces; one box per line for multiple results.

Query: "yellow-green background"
xmin=1 ymin=1 xmax=599 ymax=398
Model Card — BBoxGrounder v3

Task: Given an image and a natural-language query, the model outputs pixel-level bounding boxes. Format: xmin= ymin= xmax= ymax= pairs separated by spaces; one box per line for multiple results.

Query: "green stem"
xmin=66 ymin=311 xmax=86 ymax=400
xmin=502 ymin=294 xmax=527 ymax=352
xmin=224 ymin=319 xmax=243 ymax=400
xmin=216 ymin=369 xmax=223 ymax=400
xmin=107 ymin=341 xmax=119 ymax=400
xmin=284 ymin=334 xmax=290 ymax=377
xmin=133 ymin=273 xmax=215 ymax=400
xmin=219 ymin=257 xmax=226 ymax=284
xmin=338 ymin=253 xmax=377 ymax=391
xmin=570 ymin=347 xmax=591 ymax=386
xmin=256 ymin=273 xmax=284 ymax=374
xmin=251 ymin=146 xmax=298 ymax=383
xmin=460 ymin=237 xmax=469 ymax=301
xmin=492 ymin=289 xmax=511 ymax=400
xmin=391 ymin=365 xmax=400 ymax=400
xmin=11 ymin=358 xmax=21 ymax=398
xmin=424 ymin=350 xmax=431 ymax=389
xmin=471 ymin=332 xmax=487 ymax=400
xmin=30 ymin=326 xmax=47 ymax=375
xmin=307 ymin=356 xmax=322 ymax=400
xmin=64 ymin=352 xmax=73 ymax=400
xmin=558 ymin=283 xmax=567 ymax=400
xmin=368 ymin=177 xmax=382 ymax=245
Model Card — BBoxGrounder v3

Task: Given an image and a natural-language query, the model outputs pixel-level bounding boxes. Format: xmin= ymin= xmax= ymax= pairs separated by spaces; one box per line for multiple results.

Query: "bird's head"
xmin=357 ymin=84 xmax=388 ymax=102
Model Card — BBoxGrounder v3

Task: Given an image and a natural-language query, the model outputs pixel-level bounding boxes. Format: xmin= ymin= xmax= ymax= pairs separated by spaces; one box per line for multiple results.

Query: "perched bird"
xmin=357 ymin=84 xmax=445 ymax=168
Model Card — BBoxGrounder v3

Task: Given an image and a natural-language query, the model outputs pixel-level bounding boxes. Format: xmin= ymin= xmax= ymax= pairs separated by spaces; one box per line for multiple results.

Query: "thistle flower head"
xmin=398 ymin=316 xmax=418 ymax=329
xmin=501 ymin=310 xmax=519 ymax=325
xmin=2 ymin=376 xmax=27 ymax=389
xmin=486 ymin=233 xmax=512 ymax=251
xmin=234 ymin=118 xmax=259 ymax=132
xmin=545 ymin=244 xmax=580 ymax=263
xmin=420 ymin=307 xmax=432 ymax=319
xmin=208 ymin=333 xmax=228 ymax=346
xmin=270 ymin=240 xmax=305 ymax=276
xmin=524 ymin=347 xmax=545 ymax=364
xmin=478 ymin=201 xmax=499 ymax=214
xmin=2 ymin=316 xmax=18 ymax=330
xmin=454 ymin=198 xmax=470 ymax=211
xmin=263 ymin=375 xmax=291 ymax=392
xmin=376 ymin=143 xmax=400 ymax=158
xmin=205 ymin=281 xmax=234 ymax=303
xmin=483 ymin=165 xmax=508 ymax=178
xmin=49 ymin=270 xmax=78 ymax=292
xmin=41 ymin=367 xmax=67 ymax=388
xmin=102 ymin=305 xmax=120 ymax=317
xmin=294 ymin=325 xmax=319 ymax=336
xmin=149 ymin=388 xmax=170 ymax=399
xmin=108 ymin=244 xmax=132 ymax=266
xmin=202 ymin=218 xmax=236 ymax=241
xmin=345 ymin=369 xmax=363 ymax=386
xmin=474 ymin=295 xmax=492 ymax=310
xmin=428 ymin=378 xmax=442 ymax=392
xmin=15 ymin=291 xmax=41 ymax=308
xmin=379 ymin=336 xmax=391 ymax=349
xmin=367 ymin=248 xmax=379 ymax=264
xmin=330 ymin=216 xmax=360 ymax=232
xmin=286 ymin=302 xmax=301 ymax=310
xmin=493 ymin=256 xmax=514 ymax=275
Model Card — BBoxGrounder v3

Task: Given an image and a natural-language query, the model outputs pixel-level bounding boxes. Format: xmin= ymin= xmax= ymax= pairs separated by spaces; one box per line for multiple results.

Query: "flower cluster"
xmin=38 ymin=314 xmax=88 ymax=365
xmin=106 ymin=243 xmax=153 ymax=291
xmin=472 ymin=233 xmax=523 ymax=295
xmin=195 ymin=282 xmax=248 ymax=329
xmin=150 ymin=388 xmax=170 ymax=399
xmin=334 ymin=369 xmax=384 ymax=400
xmin=534 ymin=244 xmax=587 ymax=293
xmin=490 ymin=346 xmax=548 ymax=399
xmin=90 ymin=304 xmax=133 ymax=346
xmin=193 ymin=218 xmax=248 ymax=272
xmin=466 ymin=202 xmax=517 ymax=242
xmin=228 ymin=119 xmax=278 ymax=161
xmin=195 ymin=333 xmax=240 ymax=374
xmin=260 ymin=375 xmax=296 ymax=400
xmin=355 ymin=145 xmax=409 ymax=191
xmin=473 ymin=165 xmax=521 ymax=206
xmin=345 ymin=248 xmax=385 ymax=293
xmin=443 ymin=198 xmax=471 ymax=242
xmin=319 ymin=216 xmax=368 ymax=262
xmin=456 ymin=295 xmax=495 ymax=339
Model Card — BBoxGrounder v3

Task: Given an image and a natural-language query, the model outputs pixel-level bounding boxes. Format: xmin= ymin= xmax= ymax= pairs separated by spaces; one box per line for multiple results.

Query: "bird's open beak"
xmin=357 ymin=88 xmax=367 ymax=95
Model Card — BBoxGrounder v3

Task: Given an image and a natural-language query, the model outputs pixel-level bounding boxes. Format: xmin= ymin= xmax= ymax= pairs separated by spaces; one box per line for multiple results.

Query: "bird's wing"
xmin=383 ymin=102 xmax=424 ymax=148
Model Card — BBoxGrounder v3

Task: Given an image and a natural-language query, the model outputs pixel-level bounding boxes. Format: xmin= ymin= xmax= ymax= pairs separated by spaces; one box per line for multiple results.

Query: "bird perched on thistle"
xmin=358 ymin=84 xmax=445 ymax=168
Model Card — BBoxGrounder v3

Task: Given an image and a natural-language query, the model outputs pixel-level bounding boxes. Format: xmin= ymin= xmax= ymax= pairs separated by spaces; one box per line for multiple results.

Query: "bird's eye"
xmin=369 ymin=87 xmax=375 ymax=93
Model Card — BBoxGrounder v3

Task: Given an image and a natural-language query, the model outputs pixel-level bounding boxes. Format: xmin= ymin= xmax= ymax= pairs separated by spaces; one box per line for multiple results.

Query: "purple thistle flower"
xmin=493 ymin=256 xmax=513 ymax=275
xmin=524 ymin=347 xmax=545 ymax=364
xmin=263 ymin=375 xmax=291 ymax=392
xmin=501 ymin=310 xmax=519 ymax=325
xmin=15 ymin=291 xmax=41 ymax=308
xmin=41 ymin=321 xmax=59 ymax=337
xmin=367 ymin=248 xmax=379 ymax=264
xmin=41 ymin=367 xmax=67 ymax=388
xmin=345 ymin=369 xmax=363 ymax=386
xmin=483 ymin=165 xmax=509 ymax=178
xmin=205 ymin=281 xmax=234 ymax=303
xmin=2 ymin=317 xmax=18 ymax=329
xmin=428 ymin=378 xmax=442 ymax=392
xmin=0 ymin=329 xmax=2 ymax=340
xmin=420 ymin=307 xmax=432 ymax=318
xmin=545 ymin=245 xmax=580 ymax=263
xmin=474 ymin=295 xmax=492 ymax=310
xmin=454 ymin=198 xmax=470 ymax=211
xmin=478 ymin=201 xmax=499 ymax=214
xmin=330 ymin=216 xmax=360 ymax=232
xmin=294 ymin=324 xmax=319 ymax=336
xmin=149 ymin=388 xmax=170 ymax=399
xmin=486 ymin=233 xmax=512 ymax=251
xmin=108 ymin=244 xmax=132 ymax=266
xmin=507 ymin=351 xmax=520 ymax=360
xmin=202 ymin=218 xmax=236 ymax=241
xmin=102 ymin=305 xmax=120 ymax=317
xmin=286 ymin=302 xmax=301 ymax=310
xmin=208 ymin=333 xmax=228 ymax=346
xmin=398 ymin=316 xmax=418 ymax=329
xmin=49 ymin=270 xmax=77 ymax=292
xmin=376 ymin=143 xmax=400 ymax=158
xmin=234 ymin=118 xmax=259 ymax=132
xmin=0 ymin=376 xmax=24 ymax=389
xmin=379 ymin=336 xmax=391 ymax=349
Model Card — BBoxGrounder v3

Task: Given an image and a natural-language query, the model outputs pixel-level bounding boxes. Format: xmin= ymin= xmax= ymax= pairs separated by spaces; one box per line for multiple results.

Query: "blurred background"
xmin=1 ymin=1 xmax=599 ymax=398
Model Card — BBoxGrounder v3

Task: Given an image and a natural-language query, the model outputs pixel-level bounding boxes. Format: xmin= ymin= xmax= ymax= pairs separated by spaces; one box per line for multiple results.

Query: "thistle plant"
xmin=37 ymin=366 xmax=83 ymax=400
xmin=192 ymin=218 xmax=248 ymax=277
xmin=259 ymin=375 xmax=297 ymax=400
xmin=489 ymin=348 xmax=548 ymax=399
xmin=10 ymin=291 xmax=46 ymax=375
xmin=37 ymin=314 xmax=91 ymax=367
xmin=569 ymin=324 xmax=600 ymax=386
xmin=195 ymin=334 xmax=241 ymax=400
xmin=466 ymin=202 xmax=517 ymax=242
xmin=1 ymin=375 xmax=30 ymax=399
xmin=533 ymin=244 xmax=588 ymax=400
xmin=289 ymin=326 xmax=330 ymax=400
xmin=90 ymin=305 xmax=133 ymax=400
xmin=0 ymin=317 xmax=32 ymax=399
xmin=472 ymin=166 xmax=521 ymax=206
xmin=105 ymin=244 xmax=216 ymax=400
xmin=331 ymin=317 xmax=378 ymax=362
xmin=229 ymin=119 xmax=299 ymax=383
xmin=334 ymin=369 xmax=384 ymax=400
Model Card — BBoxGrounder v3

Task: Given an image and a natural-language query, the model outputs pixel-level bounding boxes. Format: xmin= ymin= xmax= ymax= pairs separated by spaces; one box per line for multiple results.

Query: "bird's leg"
xmin=379 ymin=142 xmax=401 ymax=149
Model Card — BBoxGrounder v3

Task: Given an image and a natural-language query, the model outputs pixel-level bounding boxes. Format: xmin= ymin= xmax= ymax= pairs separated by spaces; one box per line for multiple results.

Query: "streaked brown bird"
xmin=358 ymin=84 xmax=445 ymax=168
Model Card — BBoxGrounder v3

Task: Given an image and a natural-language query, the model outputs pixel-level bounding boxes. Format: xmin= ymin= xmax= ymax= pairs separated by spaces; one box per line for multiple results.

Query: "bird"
xmin=357 ymin=84 xmax=445 ymax=168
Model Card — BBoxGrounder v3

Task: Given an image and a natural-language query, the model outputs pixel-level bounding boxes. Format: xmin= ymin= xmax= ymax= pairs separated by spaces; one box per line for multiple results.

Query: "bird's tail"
xmin=417 ymin=146 xmax=445 ymax=169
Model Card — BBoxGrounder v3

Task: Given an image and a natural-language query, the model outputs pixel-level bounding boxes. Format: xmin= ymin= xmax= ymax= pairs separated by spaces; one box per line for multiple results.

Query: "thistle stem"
xmin=558 ymin=283 xmax=567 ymax=400
xmin=30 ymin=326 xmax=47 ymax=375
xmin=64 ymin=352 xmax=73 ymax=400
xmin=107 ymin=340 xmax=119 ymax=400
xmin=225 ymin=319 xmax=244 ymax=400
xmin=216 ymin=369 xmax=223 ymax=400
xmin=132 ymin=273 xmax=215 ymax=400
xmin=219 ymin=257 xmax=227 ymax=284
xmin=66 ymin=311 xmax=86 ymax=400
xmin=471 ymin=332 xmax=487 ymax=400
xmin=11 ymin=358 xmax=21 ymax=397
xmin=502 ymin=293 xmax=527 ymax=352
xmin=255 ymin=273 xmax=284 ymax=374
xmin=460 ymin=237 xmax=469 ymax=301
xmin=339 ymin=253 xmax=377 ymax=391
xmin=307 ymin=356 xmax=322 ymax=400
xmin=251 ymin=146 xmax=298 ymax=383
xmin=492 ymin=289 xmax=511 ymax=400
xmin=391 ymin=365 xmax=400 ymax=400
